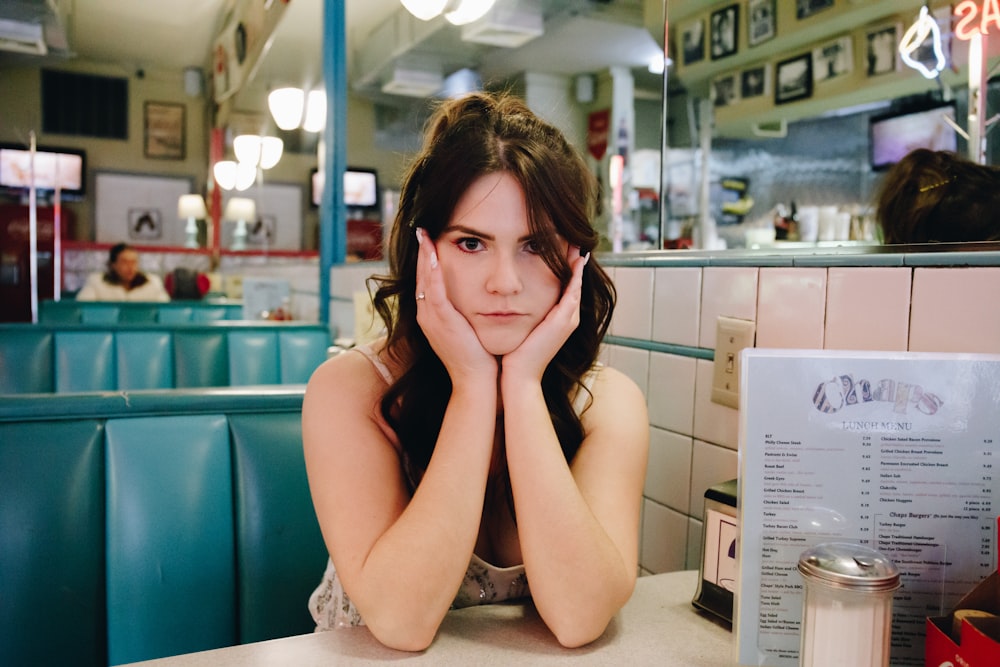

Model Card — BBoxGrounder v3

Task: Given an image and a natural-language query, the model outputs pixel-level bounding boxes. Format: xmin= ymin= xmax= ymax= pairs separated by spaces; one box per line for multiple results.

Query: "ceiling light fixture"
xmin=213 ymin=160 xmax=256 ymax=191
xmin=268 ymin=87 xmax=326 ymax=131
xmin=234 ymin=135 xmax=284 ymax=170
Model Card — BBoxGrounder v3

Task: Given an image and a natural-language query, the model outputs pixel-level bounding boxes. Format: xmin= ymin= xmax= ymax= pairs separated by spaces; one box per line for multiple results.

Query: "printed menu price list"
xmin=735 ymin=351 xmax=1000 ymax=667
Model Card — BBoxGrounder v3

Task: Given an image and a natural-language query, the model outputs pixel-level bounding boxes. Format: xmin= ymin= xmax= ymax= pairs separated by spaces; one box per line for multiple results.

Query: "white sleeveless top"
xmin=308 ymin=343 xmax=599 ymax=630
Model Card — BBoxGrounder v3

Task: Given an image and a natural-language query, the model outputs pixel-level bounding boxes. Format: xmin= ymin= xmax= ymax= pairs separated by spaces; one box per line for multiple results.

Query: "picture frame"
xmin=748 ymin=0 xmax=776 ymax=47
xmin=866 ymin=24 xmax=900 ymax=76
xmin=712 ymin=73 xmax=739 ymax=107
xmin=711 ymin=5 xmax=739 ymax=60
xmin=740 ymin=65 xmax=770 ymax=99
xmin=775 ymin=53 xmax=813 ymax=104
xmin=796 ymin=0 xmax=834 ymax=21
xmin=813 ymin=35 xmax=853 ymax=83
xmin=144 ymin=101 xmax=185 ymax=160
xmin=127 ymin=207 xmax=163 ymax=240
xmin=94 ymin=171 xmax=193 ymax=246
xmin=681 ymin=19 xmax=706 ymax=66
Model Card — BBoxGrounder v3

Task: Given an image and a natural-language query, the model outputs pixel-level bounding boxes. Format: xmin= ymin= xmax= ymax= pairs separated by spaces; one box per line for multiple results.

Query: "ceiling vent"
xmin=461 ymin=6 xmax=543 ymax=49
xmin=0 ymin=18 xmax=47 ymax=55
xmin=381 ymin=64 xmax=444 ymax=98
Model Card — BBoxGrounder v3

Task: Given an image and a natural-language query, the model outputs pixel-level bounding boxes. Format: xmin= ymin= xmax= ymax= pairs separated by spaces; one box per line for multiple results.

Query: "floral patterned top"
xmin=307 ymin=343 xmax=598 ymax=630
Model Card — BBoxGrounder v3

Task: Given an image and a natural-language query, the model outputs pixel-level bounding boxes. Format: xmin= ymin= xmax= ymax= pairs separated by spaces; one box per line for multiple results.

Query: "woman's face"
xmin=111 ymin=249 xmax=140 ymax=283
xmin=436 ymin=172 xmax=566 ymax=356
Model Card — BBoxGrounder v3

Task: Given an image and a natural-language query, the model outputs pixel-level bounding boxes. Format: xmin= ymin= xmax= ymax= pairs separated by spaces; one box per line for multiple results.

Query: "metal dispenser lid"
xmin=797 ymin=542 xmax=901 ymax=592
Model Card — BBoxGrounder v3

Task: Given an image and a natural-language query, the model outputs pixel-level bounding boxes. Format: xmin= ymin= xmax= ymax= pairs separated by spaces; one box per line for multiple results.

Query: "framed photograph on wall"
xmin=796 ymin=0 xmax=834 ymax=20
xmin=775 ymin=53 xmax=813 ymax=104
xmin=813 ymin=35 xmax=853 ymax=82
xmin=712 ymin=73 xmax=739 ymax=107
xmin=748 ymin=0 xmax=776 ymax=47
xmin=144 ymin=101 xmax=185 ymax=160
xmin=866 ymin=24 xmax=900 ymax=76
xmin=710 ymin=5 xmax=739 ymax=60
xmin=741 ymin=65 xmax=770 ymax=99
xmin=94 ymin=171 xmax=194 ymax=246
xmin=681 ymin=19 xmax=706 ymax=66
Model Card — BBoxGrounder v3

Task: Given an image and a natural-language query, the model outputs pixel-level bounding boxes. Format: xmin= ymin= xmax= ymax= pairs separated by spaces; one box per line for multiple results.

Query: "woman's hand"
xmin=501 ymin=246 xmax=589 ymax=382
xmin=414 ymin=227 xmax=497 ymax=382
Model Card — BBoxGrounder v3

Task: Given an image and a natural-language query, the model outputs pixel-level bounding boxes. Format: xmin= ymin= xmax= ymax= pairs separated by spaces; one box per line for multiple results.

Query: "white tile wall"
xmin=647 ymin=352 xmax=697 ymax=435
xmin=645 ymin=427 xmax=693 ymax=513
xmin=909 ymin=267 xmax=1000 ymax=354
xmin=610 ymin=267 xmax=654 ymax=339
xmin=652 ymin=267 xmax=702 ymax=346
xmin=605 ymin=344 xmax=650 ymax=397
xmin=825 ymin=267 xmax=911 ymax=351
xmin=692 ymin=359 xmax=739 ymax=449
xmin=756 ymin=267 xmax=827 ymax=349
xmin=688 ymin=439 xmax=739 ymax=520
xmin=640 ymin=499 xmax=689 ymax=574
xmin=699 ymin=267 xmax=759 ymax=349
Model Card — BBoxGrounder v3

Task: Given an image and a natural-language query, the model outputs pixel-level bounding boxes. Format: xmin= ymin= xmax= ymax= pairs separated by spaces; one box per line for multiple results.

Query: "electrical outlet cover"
xmin=711 ymin=316 xmax=756 ymax=409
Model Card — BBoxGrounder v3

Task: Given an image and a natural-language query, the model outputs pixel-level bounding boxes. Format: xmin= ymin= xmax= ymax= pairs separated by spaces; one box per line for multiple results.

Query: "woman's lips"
xmin=479 ymin=311 xmax=525 ymax=322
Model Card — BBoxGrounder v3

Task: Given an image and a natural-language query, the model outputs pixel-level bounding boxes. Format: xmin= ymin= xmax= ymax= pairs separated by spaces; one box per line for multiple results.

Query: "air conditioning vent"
xmin=0 ymin=18 xmax=47 ymax=55
xmin=461 ymin=6 xmax=543 ymax=49
xmin=381 ymin=65 xmax=443 ymax=98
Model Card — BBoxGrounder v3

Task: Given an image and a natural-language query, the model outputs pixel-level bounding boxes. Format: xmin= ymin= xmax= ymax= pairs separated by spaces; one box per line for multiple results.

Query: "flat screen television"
xmin=311 ymin=167 xmax=379 ymax=212
xmin=0 ymin=143 xmax=86 ymax=199
xmin=869 ymin=103 xmax=957 ymax=171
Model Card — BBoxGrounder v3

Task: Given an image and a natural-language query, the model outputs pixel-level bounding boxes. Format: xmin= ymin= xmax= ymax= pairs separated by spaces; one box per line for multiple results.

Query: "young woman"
xmin=76 ymin=242 xmax=170 ymax=301
xmin=303 ymin=92 xmax=649 ymax=652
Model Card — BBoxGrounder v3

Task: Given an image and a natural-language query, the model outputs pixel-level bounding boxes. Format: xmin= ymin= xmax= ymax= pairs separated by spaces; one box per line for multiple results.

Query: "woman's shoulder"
xmin=592 ymin=365 xmax=643 ymax=400
xmin=303 ymin=341 xmax=402 ymax=448
xmin=305 ymin=340 xmax=403 ymax=406
xmin=578 ymin=365 xmax=647 ymax=430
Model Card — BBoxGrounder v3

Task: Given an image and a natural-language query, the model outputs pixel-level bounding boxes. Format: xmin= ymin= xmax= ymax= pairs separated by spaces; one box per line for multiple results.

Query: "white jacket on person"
xmin=76 ymin=271 xmax=170 ymax=302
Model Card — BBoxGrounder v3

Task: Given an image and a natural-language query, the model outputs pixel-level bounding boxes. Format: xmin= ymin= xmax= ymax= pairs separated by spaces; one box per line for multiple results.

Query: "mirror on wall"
xmin=657 ymin=0 xmax=1000 ymax=251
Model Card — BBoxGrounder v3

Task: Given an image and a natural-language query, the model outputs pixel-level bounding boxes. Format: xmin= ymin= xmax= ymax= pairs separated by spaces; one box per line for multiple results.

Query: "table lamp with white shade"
xmin=224 ymin=197 xmax=256 ymax=251
xmin=177 ymin=194 xmax=207 ymax=248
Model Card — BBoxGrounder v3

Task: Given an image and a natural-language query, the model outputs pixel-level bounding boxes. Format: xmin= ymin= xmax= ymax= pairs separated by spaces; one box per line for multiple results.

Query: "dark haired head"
xmin=108 ymin=242 xmax=134 ymax=265
xmin=874 ymin=149 xmax=1000 ymax=244
xmin=370 ymin=91 xmax=615 ymax=479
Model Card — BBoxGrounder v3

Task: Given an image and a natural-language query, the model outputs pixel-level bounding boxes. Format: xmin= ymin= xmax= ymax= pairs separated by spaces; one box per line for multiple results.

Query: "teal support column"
xmin=320 ymin=0 xmax=347 ymax=324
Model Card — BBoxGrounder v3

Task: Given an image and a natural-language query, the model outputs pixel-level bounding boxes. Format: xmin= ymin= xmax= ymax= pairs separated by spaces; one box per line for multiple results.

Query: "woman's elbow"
xmin=548 ymin=615 xmax=612 ymax=649
xmin=365 ymin=612 xmax=442 ymax=652
xmin=544 ymin=580 xmax=634 ymax=648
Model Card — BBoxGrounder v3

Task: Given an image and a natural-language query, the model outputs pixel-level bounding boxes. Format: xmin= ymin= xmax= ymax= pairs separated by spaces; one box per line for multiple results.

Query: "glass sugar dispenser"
xmin=797 ymin=542 xmax=901 ymax=667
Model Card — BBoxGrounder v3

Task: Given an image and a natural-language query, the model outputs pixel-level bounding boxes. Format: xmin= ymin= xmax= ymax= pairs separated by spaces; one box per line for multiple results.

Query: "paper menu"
xmin=735 ymin=350 xmax=1000 ymax=667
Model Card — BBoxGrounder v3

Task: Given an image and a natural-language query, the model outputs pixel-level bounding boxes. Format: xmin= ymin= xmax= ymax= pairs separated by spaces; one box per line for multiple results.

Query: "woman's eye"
xmin=523 ymin=239 xmax=541 ymax=254
xmin=457 ymin=237 xmax=484 ymax=252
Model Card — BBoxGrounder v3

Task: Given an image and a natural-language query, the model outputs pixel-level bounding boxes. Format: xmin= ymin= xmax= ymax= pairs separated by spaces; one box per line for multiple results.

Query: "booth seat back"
xmin=0 ymin=388 xmax=328 ymax=667
xmin=40 ymin=299 xmax=244 ymax=324
xmin=0 ymin=322 xmax=331 ymax=394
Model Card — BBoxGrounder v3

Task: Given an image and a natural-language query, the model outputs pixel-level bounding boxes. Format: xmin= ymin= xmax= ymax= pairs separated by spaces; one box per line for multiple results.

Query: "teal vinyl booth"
xmin=39 ymin=299 xmax=245 ymax=324
xmin=0 ymin=388 xmax=329 ymax=666
xmin=0 ymin=322 xmax=332 ymax=394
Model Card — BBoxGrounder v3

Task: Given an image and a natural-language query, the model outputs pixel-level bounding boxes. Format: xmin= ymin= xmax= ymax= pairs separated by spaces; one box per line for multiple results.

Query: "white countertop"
xmin=125 ymin=570 xmax=734 ymax=666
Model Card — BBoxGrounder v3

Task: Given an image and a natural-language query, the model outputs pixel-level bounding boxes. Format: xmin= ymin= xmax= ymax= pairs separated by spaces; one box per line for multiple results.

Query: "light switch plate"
xmin=711 ymin=316 xmax=756 ymax=409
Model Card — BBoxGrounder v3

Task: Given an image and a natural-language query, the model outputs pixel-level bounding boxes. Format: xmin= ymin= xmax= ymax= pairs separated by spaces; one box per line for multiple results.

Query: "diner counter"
xmin=124 ymin=570 xmax=733 ymax=666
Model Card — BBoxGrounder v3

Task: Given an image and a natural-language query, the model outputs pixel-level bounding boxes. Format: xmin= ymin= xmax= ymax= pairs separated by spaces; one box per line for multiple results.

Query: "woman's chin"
xmin=475 ymin=331 xmax=528 ymax=357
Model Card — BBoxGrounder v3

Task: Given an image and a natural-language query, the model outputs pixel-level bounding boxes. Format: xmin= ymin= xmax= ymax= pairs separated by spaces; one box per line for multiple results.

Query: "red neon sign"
xmin=955 ymin=0 xmax=1000 ymax=40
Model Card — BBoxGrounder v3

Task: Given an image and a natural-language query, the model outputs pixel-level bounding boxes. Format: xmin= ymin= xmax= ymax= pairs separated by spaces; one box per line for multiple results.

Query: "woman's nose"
xmin=485 ymin=253 xmax=522 ymax=295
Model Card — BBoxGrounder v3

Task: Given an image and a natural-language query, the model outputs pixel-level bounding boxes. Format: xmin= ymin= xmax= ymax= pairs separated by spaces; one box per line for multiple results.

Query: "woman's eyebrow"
xmin=442 ymin=224 xmax=494 ymax=241
xmin=442 ymin=224 xmax=538 ymax=245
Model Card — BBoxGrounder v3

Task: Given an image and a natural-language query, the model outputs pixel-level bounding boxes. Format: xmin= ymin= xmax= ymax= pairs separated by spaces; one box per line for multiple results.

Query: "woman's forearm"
xmin=500 ymin=376 xmax=640 ymax=647
xmin=349 ymin=380 xmax=498 ymax=649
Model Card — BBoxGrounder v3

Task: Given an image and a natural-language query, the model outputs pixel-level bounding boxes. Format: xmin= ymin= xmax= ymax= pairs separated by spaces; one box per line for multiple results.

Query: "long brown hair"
xmin=874 ymin=149 xmax=1000 ymax=243
xmin=370 ymin=91 xmax=615 ymax=481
